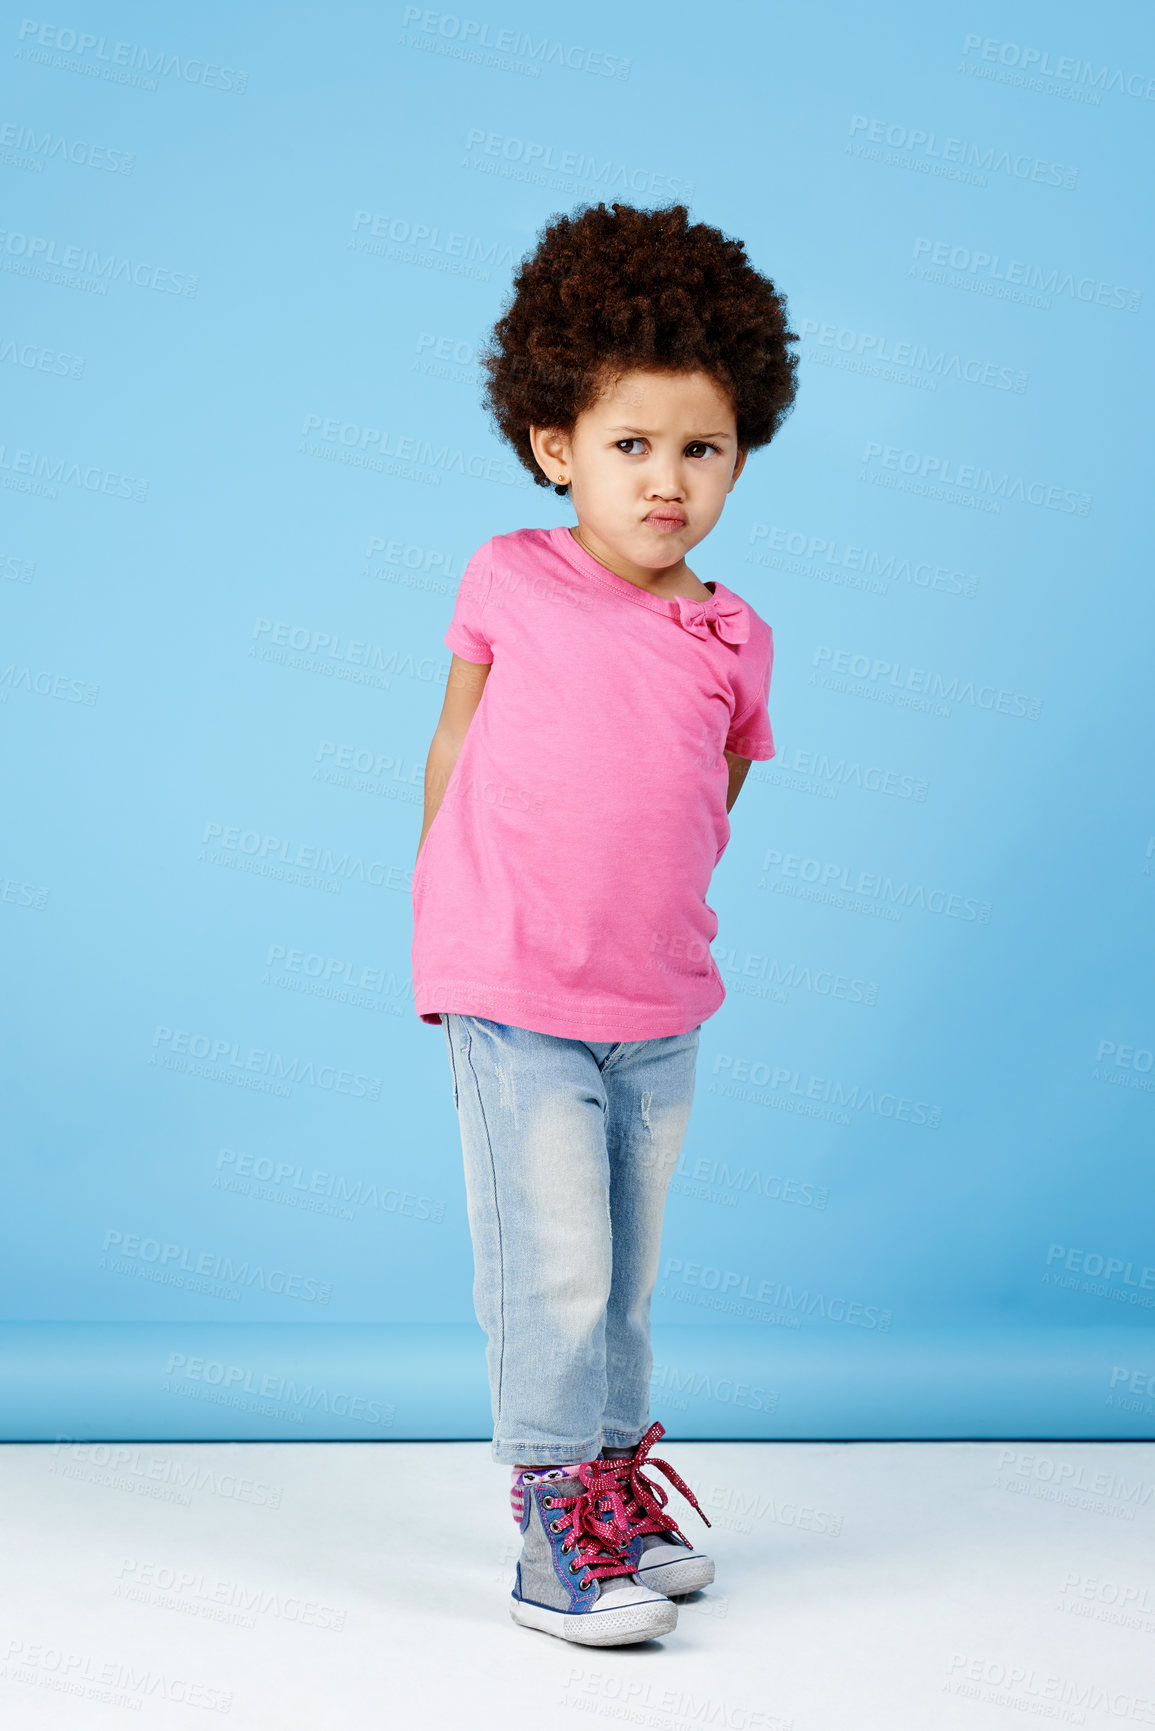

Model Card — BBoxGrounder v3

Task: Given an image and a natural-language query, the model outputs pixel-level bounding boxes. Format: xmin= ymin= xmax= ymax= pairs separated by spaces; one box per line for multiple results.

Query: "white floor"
xmin=2 ymin=1439 xmax=1152 ymax=1729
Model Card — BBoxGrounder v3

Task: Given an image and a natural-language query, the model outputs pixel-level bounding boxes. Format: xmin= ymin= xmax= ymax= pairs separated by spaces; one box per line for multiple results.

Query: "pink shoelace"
xmin=539 ymin=1461 xmax=638 ymax=1590
xmin=601 ymin=1420 xmax=712 ymax=1548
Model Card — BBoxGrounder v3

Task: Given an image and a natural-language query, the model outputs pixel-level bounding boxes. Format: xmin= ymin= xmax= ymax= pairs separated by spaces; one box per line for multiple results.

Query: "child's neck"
xmin=568 ymin=524 xmax=715 ymax=601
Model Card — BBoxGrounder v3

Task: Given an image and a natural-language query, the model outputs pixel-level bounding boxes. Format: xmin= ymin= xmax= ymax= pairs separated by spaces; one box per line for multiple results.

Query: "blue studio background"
xmin=2 ymin=1 xmax=1153 ymax=1442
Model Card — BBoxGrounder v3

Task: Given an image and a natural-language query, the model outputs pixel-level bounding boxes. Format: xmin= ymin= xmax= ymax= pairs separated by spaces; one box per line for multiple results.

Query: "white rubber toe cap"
xmin=512 ymin=1573 xmax=677 ymax=1646
xmin=635 ymin=1542 xmax=716 ymax=1597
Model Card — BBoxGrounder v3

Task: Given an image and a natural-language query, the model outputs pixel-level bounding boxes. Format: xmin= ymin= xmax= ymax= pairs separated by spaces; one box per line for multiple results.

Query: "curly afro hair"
xmin=479 ymin=201 xmax=799 ymax=494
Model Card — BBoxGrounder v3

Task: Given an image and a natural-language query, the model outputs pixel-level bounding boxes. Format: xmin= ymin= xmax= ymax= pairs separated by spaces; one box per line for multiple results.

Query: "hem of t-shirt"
xmin=726 ymin=733 xmax=776 ymax=762
xmin=444 ymin=624 xmax=493 ymax=664
xmin=415 ymin=979 xmax=723 ymax=1040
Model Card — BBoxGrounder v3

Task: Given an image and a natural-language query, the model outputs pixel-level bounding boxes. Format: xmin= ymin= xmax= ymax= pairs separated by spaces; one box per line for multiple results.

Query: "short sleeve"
xmin=444 ymin=541 xmax=494 ymax=665
xmin=725 ymin=622 xmax=776 ymax=760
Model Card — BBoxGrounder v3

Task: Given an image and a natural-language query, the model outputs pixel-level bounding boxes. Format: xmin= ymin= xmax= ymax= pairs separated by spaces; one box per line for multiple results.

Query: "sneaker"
xmin=601 ymin=1422 xmax=715 ymax=1597
xmin=510 ymin=1460 xmax=677 ymax=1646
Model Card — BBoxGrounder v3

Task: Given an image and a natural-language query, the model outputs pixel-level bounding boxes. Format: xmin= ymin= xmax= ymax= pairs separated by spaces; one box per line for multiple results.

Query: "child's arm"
xmin=416 ymin=653 xmax=491 ymax=861
xmin=724 ymin=750 xmax=752 ymax=815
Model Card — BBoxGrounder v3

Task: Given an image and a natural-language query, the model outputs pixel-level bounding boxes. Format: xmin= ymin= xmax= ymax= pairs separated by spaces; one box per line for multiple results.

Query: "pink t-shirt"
xmin=410 ymin=525 xmax=775 ymax=1039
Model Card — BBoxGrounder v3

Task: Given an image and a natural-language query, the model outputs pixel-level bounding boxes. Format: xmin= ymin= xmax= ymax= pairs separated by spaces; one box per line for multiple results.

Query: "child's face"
xmin=532 ymin=368 xmax=747 ymax=571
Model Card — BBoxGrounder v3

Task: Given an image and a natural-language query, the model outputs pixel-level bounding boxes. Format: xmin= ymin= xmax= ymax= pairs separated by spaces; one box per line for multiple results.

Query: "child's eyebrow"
xmin=606 ymin=425 xmax=732 ymax=439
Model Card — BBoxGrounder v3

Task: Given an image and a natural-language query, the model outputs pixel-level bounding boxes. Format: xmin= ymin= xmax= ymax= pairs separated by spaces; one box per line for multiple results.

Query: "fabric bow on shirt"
xmin=671 ymin=592 xmax=750 ymax=645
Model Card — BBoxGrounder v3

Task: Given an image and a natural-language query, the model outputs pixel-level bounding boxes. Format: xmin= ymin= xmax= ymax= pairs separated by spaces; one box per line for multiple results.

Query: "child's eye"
xmin=613 ymin=439 xmax=722 ymax=457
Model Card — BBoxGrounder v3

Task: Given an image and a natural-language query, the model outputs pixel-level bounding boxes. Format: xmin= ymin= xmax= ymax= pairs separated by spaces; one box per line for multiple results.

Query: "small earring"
xmin=557 ymin=474 xmax=566 ymax=484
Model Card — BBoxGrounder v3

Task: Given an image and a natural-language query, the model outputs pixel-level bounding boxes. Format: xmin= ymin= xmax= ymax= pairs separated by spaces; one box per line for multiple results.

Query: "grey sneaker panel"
xmin=593 ymin=1574 xmax=664 ymax=1606
xmin=640 ymin=1530 xmax=690 ymax=1553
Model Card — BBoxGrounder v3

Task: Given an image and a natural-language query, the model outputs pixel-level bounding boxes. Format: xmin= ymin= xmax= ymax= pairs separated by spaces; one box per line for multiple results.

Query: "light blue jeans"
xmin=443 ymin=1014 xmax=701 ymax=1465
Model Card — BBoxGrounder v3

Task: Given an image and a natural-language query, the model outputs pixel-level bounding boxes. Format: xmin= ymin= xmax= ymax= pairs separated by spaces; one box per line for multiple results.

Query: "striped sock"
xmin=510 ymin=1464 xmax=583 ymax=1525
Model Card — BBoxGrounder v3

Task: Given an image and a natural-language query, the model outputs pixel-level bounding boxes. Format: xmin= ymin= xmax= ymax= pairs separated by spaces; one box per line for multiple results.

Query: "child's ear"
xmin=728 ymin=449 xmax=750 ymax=490
xmin=529 ymin=425 xmax=570 ymax=483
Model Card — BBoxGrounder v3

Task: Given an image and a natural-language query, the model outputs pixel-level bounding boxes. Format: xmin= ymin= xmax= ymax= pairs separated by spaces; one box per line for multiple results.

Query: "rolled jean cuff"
xmin=491 ymin=1433 xmax=604 ymax=1467
xmin=600 ymin=1426 xmax=650 ymax=1449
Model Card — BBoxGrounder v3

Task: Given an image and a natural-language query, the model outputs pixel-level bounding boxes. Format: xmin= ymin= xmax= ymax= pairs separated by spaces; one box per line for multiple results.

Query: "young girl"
xmin=411 ymin=201 xmax=798 ymax=1646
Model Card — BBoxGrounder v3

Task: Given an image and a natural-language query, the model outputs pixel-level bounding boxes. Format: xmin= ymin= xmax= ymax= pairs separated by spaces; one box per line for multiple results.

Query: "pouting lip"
xmin=643 ymin=512 xmax=688 ymax=526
